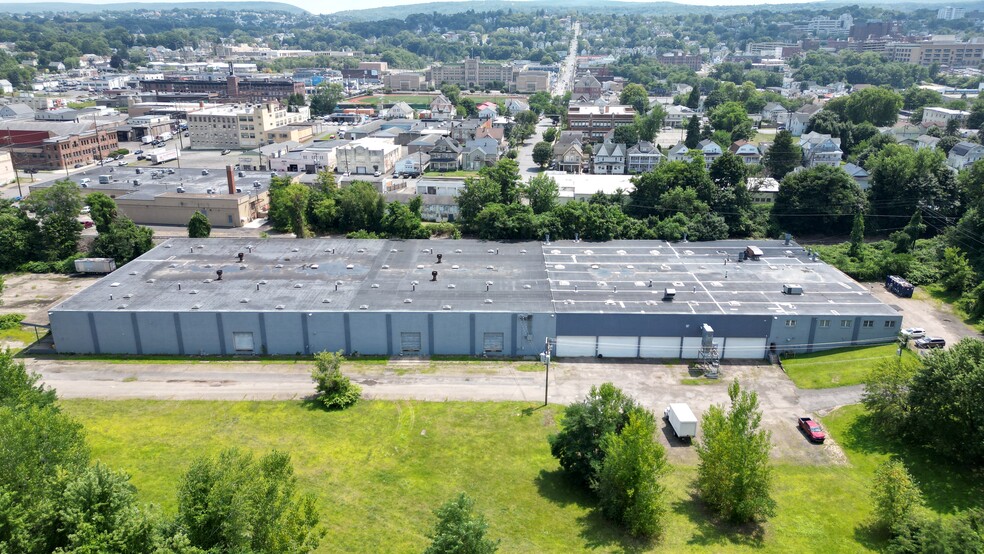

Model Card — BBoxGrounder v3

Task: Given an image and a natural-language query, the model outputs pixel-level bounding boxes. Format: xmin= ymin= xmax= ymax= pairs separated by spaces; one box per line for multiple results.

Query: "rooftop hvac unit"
xmin=782 ymin=284 xmax=803 ymax=295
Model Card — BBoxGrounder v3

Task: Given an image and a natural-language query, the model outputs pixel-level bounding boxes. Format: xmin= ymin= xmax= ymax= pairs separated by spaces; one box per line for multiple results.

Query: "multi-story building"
xmin=573 ymin=72 xmax=602 ymax=101
xmin=922 ymin=107 xmax=969 ymax=128
xmin=729 ymin=140 xmax=762 ymax=165
xmin=187 ymin=103 xmax=311 ymax=150
xmin=592 ymin=141 xmax=626 ymax=175
xmin=428 ymin=58 xmax=515 ymax=90
xmin=658 ymin=52 xmax=702 ymax=71
xmin=514 ymin=71 xmax=550 ymax=93
xmin=0 ymin=120 xmax=118 ymax=171
xmin=937 ymin=7 xmax=965 ymax=20
xmin=799 ymin=132 xmax=843 ymax=167
xmin=382 ymin=73 xmax=426 ymax=91
xmin=428 ymin=136 xmax=463 ymax=172
xmin=626 ymin=141 xmax=663 ymax=174
xmin=567 ymin=104 xmax=636 ymax=143
xmin=795 ymin=14 xmax=853 ymax=36
xmin=886 ymin=37 xmax=984 ymax=68
xmin=335 ymin=138 xmax=402 ymax=175
xmin=140 ymin=74 xmax=305 ymax=102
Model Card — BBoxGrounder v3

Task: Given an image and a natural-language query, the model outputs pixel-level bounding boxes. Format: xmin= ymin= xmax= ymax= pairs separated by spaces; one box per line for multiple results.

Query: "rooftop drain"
xmin=192 ymin=304 xmax=202 ymax=309
xmin=403 ymin=298 xmax=412 ymax=303
xmin=484 ymin=299 xmax=493 ymax=304
xmin=381 ymin=264 xmax=390 ymax=269
xmin=346 ymin=264 xmax=354 ymax=270
xmin=240 ymin=298 xmax=249 ymax=303
xmin=128 ymin=271 xmax=137 ymax=275
xmin=442 ymin=305 xmax=452 ymax=310
xmin=359 ymin=305 xmax=369 ymax=310
xmin=276 ymin=305 xmax=285 ymax=310
xmin=146 ymin=279 xmax=155 ymax=284
xmin=294 ymin=284 xmax=303 ymax=289
xmin=322 ymin=298 xmax=331 ymax=303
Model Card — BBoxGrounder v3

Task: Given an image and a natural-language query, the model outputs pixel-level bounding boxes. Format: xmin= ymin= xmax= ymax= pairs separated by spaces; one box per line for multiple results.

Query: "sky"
xmin=0 ymin=0 xmax=854 ymax=15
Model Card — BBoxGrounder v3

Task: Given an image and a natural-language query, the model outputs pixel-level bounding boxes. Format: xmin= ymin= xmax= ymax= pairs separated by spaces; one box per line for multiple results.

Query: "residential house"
xmin=0 ymin=79 xmax=12 ymax=94
xmin=729 ymin=140 xmax=762 ymax=164
xmin=504 ymin=98 xmax=530 ymax=115
xmin=665 ymin=105 xmax=697 ymax=128
xmin=407 ymin=133 xmax=444 ymax=154
xmin=922 ymin=106 xmax=969 ymax=128
xmin=760 ymin=102 xmax=790 ymax=125
xmin=747 ymin=177 xmax=780 ymax=204
xmin=386 ymin=101 xmax=415 ymax=120
xmin=429 ymin=136 xmax=463 ymax=172
xmin=883 ymin=123 xmax=923 ymax=143
xmin=477 ymin=102 xmax=498 ymax=120
xmin=799 ymin=132 xmax=843 ymax=167
xmin=626 ymin=141 xmax=663 ymax=174
xmin=553 ymin=131 xmax=586 ymax=173
xmin=386 ymin=191 xmax=458 ymax=222
xmin=450 ymin=119 xmax=484 ymax=143
xmin=592 ymin=141 xmax=626 ymax=175
xmin=461 ymin=137 xmax=501 ymax=170
xmin=915 ymin=134 xmax=940 ymax=151
xmin=946 ymin=141 xmax=984 ymax=170
xmin=787 ymin=103 xmax=821 ymax=136
xmin=429 ymin=94 xmax=455 ymax=120
xmin=667 ymin=142 xmax=691 ymax=162
xmin=842 ymin=162 xmax=870 ymax=189
xmin=697 ymin=139 xmax=723 ymax=168
xmin=474 ymin=125 xmax=505 ymax=143
xmin=395 ymin=153 xmax=430 ymax=176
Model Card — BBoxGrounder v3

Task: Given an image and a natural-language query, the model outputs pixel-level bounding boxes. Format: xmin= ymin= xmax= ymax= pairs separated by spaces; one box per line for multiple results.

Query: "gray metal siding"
xmin=94 ymin=312 xmax=139 ymax=354
xmin=136 ymin=312 xmax=182 ymax=355
xmin=178 ymin=312 xmax=223 ymax=355
xmin=431 ymin=313 xmax=472 ymax=355
xmin=348 ymin=313 xmax=390 ymax=355
xmin=49 ymin=311 xmax=96 ymax=353
xmin=557 ymin=313 xmax=772 ymax=338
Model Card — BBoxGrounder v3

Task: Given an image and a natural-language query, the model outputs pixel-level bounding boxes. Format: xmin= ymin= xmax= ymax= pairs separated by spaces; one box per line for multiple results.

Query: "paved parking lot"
xmin=866 ymin=282 xmax=982 ymax=348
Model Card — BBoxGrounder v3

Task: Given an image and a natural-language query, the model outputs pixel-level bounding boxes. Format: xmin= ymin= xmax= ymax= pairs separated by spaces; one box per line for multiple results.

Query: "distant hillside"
xmin=0 ymin=2 xmax=308 ymax=14
xmin=333 ymin=0 xmax=978 ymax=21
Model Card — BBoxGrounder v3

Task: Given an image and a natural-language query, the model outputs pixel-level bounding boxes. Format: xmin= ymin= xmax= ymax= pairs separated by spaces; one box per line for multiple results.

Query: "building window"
xmin=885 ymin=320 xmax=897 ymax=328
xmin=863 ymin=320 xmax=874 ymax=328
xmin=841 ymin=320 xmax=852 ymax=328
xmin=785 ymin=319 xmax=796 ymax=327
xmin=233 ymin=332 xmax=255 ymax=352
xmin=819 ymin=319 xmax=830 ymax=328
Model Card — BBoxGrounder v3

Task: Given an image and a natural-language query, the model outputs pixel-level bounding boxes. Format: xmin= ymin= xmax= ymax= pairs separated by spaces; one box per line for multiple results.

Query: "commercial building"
xmin=937 ymin=6 xmax=965 ymax=20
xmin=921 ymin=106 xmax=969 ymax=127
xmin=187 ymin=103 xmax=311 ymax=150
xmin=140 ymin=75 xmax=305 ymax=102
xmin=335 ymin=138 xmax=402 ymax=175
xmin=47 ymin=239 xmax=903 ymax=358
xmin=886 ymin=37 xmax=984 ymax=68
xmin=0 ymin=120 xmax=119 ymax=171
xmin=567 ymin=104 xmax=636 ymax=142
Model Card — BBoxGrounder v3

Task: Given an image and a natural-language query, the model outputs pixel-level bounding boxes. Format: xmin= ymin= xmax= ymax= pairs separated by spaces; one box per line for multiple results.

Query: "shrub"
xmin=310 ymin=350 xmax=361 ymax=410
xmin=0 ymin=314 xmax=25 ymax=330
xmin=872 ymin=459 xmax=924 ymax=532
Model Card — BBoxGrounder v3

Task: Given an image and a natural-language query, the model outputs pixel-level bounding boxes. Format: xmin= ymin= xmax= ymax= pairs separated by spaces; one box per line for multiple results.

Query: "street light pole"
xmin=542 ymin=337 xmax=553 ymax=406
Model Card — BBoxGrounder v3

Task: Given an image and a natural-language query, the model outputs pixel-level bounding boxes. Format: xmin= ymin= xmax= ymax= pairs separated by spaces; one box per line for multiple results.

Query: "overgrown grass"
xmin=680 ymin=378 xmax=721 ymax=386
xmin=515 ymin=362 xmax=546 ymax=372
xmin=781 ymin=344 xmax=917 ymax=389
xmin=0 ymin=326 xmax=39 ymax=346
xmin=64 ymin=399 xmax=897 ymax=552
xmin=920 ymin=283 xmax=984 ymax=332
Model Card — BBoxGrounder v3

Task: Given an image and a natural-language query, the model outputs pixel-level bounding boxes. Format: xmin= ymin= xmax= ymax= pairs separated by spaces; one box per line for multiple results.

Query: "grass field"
xmin=0 ymin=325 xmax=39 ymax=351
xmin=781 ymin=344 xmax=917 ymax=389
xmin=349 ymin=95 xmax=435 ymax=105
xmin=65 ymin=398 xmax=974 ymax=553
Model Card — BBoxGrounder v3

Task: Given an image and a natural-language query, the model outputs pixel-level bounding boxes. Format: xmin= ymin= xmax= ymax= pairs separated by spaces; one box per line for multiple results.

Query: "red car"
xmin=799 ymin=417 xmax=826 ymax=443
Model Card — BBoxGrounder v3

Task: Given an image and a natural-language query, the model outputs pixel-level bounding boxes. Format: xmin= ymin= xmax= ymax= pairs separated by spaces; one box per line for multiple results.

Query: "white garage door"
xmin=597 ymin=336 xmax=638 ymax=358
xmin=556 ymin=336 xmax=596 ymax=357
xmin=640 ymin=337 xmax=681 ymax=359
xmin=722 ymin=338 xmax=767 ymax=359
xmin=682 ymin=337 xmax=723 ymax=359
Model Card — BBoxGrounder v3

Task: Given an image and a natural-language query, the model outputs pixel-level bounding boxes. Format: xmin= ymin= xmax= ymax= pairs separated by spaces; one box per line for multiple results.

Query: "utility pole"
xmin=541 ymin=337 xmax=554 ymax=406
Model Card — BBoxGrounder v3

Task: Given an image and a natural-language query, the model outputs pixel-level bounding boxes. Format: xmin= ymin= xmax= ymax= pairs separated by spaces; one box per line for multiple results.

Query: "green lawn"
xmin=781 ymin=344 xmax=917 ymax=389
xmin=349 ymin=94 xmax=435 ymax=105
xmin=64 ymin=399 xmax=888 ymax=553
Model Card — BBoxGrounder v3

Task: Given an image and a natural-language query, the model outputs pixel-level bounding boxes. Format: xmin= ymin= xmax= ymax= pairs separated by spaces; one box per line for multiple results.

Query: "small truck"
xmin=664 ymin=403 xmax=698 ymax=442
xmin=798 ymin=417 xmax=826 ymax=443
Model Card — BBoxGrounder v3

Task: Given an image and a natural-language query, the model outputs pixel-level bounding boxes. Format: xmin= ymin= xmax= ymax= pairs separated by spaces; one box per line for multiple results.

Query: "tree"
xmin=636 ymin=105 xmax=665 ymax=143
xmin=939 ymin=247 xmax=974 ymax=294
xmin=424 ymin=493 xmax=499 ymax=554
xmin=381 ymin=200 xmax=426 ymax=239
xmin=867 ymin=145 xmax=960 ymax=232
xmin=548 ymin=382 xmax=642 ymax=486
xmin=456 ymin=177 xmax=502 ymax=232
xmin=187 ymin=212 xmax=211 ymax=238
xmin=176 ymin=448 xmax=324 ymax=553
xmin=85 ymin=192 xmax=117 ymax=234
xmin=89 ymin=217 xmax=154 ymax=266
xmin=945 ymin=118 xmax=960 ymax=136
xmin=773 ymin=165 xmax=866 ymax=236
xmin=281 ymin=183 xmax=312 ymax=238
xmin=844 ymin=87 xmax=904 ymax=126
xmin=872 ymin=459 xmax=924 ymax=533
xmin=849 ymin=211 xmax=865 ymax=258
xmin=440 ymin=84 xmax=462 ymax=106
xmin=595 ymin=410 xmax=669 ymax=538
xmin=335 ymin=181 xmax=384 ymax=233
xmin=762 ymin=130 xmax=801 ymax=180
xmin=612 ymin=125 xmax=639 ymax=148
xmin=479 ymin=159 xmax=522 ymax=205
xmin=709 ymin=102 xmax=753 ymax=141
xmin=684 ymin=115 xmax=701 ymax=149
xmin=685 ymin=86 xmax=700 ymax=109
xmin=308 ymin=82 xmax=343 ymax=117
xmin=695 ymin=380 xmax=776 ymax=524
xmin=525 ymin=174 xmax=558 ymax=215
xmin=619 ymin=83 xmax=649 ymax=114
xmin=532 ymin=141 xmax=553 ymax=168
xmin=862 ymin=356 xmax=920 ymax=435
xmin=0 ymin=198 xmax=41 ymax=271
xmin=310 ymin=350 xmax=361 ymax=410
xmin=21 ymin=179 xmax=83 ymax=261
xmin=541 ymin=127 xmax=557 ymax=143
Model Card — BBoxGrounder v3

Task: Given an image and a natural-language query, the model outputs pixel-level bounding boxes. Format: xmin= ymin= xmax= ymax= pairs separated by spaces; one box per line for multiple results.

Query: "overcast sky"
xmin=0 ymin=0 xmax=838 ymax=15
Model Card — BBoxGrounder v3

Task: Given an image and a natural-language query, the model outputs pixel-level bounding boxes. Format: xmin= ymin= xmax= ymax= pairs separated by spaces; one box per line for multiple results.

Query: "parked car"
xmin=901 ymin=327 xmax=926 ymax=339
xmin=798 ymin=417 xmax=826 ymax=443
xmin=221 ymin=149 xmax=231 ymax=155
xmin=118 ymin=161 xmax=128 ymax=166
xmin=80 ymin=206 xmax=90 ymax=214
xmin=134 ymin=149 xmax=144 ymax=155
xmin=73 ymin=163 xmax=84 ymax=168
xmin=915 ymin=337 xmax=946 ymax=349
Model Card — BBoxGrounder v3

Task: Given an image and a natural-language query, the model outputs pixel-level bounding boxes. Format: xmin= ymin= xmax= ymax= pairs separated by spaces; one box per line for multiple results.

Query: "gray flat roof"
xmin=31 ymin=167 xmax=276 ymax=198
xmin=51 ymin=238 xmax=899 ymax=318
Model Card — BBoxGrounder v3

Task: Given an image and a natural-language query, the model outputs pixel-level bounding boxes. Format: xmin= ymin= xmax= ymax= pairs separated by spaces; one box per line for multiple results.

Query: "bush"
xmin=345 ymin=230 xmax=384 ymax=239
xmin=425 ymin=222 xmax=461 ymax=239
xmin=872 ymin=459 xmax=924 ymax=532
xmin=0 ymin=314 xmax=25 ymax=330
xmin=310 ymin=350 xmax=361 ymax=410
xmin=16 ymin=261 xmax=58 ymax=274
xmin=423 ymin=493 xmax=499 ymax=554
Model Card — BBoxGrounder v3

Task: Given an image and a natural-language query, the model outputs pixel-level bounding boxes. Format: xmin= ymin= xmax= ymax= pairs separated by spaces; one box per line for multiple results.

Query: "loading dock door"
xmin=597 ymin=336 xmax=638 ymax=358
xmin=722 ymin=338 xmax=767 ymax=359
xmin=400 ymin=332 xmax=421 ymax=353
xmin=483 ymin=332 xmax=504 ymax=353
xmin=639 ymin=337 xmax=681 ymax=359
xmin=681 ymin=337 xmax=722 ymax=359
xmin=555 ymin=336 xmax=596 ymax=357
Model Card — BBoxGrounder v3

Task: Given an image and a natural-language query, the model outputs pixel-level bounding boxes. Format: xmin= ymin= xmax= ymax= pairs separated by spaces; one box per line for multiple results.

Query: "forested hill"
xmin=0 ymin=2 xmax=307 ymax=14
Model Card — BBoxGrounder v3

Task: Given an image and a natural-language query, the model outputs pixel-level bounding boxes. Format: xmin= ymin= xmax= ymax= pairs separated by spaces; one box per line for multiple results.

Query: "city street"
xmin=515 ymin=118 xmax=553 ymax=176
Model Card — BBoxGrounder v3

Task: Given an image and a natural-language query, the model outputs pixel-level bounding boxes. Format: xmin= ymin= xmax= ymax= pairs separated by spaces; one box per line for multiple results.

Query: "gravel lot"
xmin=866 ymin=281 xmax=982 ymax=347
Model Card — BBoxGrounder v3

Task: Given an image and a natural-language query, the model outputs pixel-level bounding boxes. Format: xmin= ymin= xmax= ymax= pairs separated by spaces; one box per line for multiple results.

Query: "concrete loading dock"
xmin=47 ymin=239 xmax=903 ymax=358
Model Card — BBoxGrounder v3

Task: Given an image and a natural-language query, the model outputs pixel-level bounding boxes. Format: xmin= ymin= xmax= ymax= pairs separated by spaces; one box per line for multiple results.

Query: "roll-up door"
xmin=555 ymin=336 xmax=596 ymax=357
xmin=722 ymin=337 xmax=767 ymax=359
xmin=597 ymin=336 xmax=638 ymax=358
xmin=483 ymin=332 xmax=504 ymax=353
xmin=400 ymin=332 xmax=421 ymax=353
xmin=681 ymin=337 xmax=723 ymax=359
xmin=639 ymin=337 xmax=681 ymax=359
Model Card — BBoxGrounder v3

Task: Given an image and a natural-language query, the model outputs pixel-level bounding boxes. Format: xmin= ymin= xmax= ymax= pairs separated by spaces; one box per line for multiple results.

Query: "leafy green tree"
xmin=311 ymin=350 xmax=361 ymax=410
xmin=872 ymin=459 xmax=924 ymax=533
xmin=266 ymin=176 xmax=295 ymax=231
xmin=21 ymin=179 xmax=83 ymax=261
xmin=773 ymin=165 xmax=866 ymax=236
xmin=549 ymin=382 xmax=642 ymax=486
xmin=308 ymin=82 xmax=343 ymax=117
xmin=474 ymin=203 xmax=537 ymax=240
xmin=480 ymin=158 xmax=522 ymax=204
xmin=762 ymin=130 xmax=801 ymax=180
xmin=187 ymin=212 xmax=211 ymax=238
xmin=176 ymin=449 xmax=324 ymax=553
xmin=684 ymin=115 xmax=701 ymax=149
xmin=424 ymin=493 xmax=499 ymax=554
xmin=903 ymin=86 xmax=944 ymax=110
xmin=862 ymin=356 xmax=920 ymax=436
xmin=844 ymin=87 xmax=903 ymax=126
xmin=970 ymin=96 xmax=984 ymax=129
xmin=532 ymin=141 xmax=553 ymax=168
xmin=456 ymin=177 xmax=502 ymax=232
xmin=335 ymin=181 xmax=383 ymax=234
xmin=867 ymin=145 xmax=960 ymax=232
xmin=85 ymin=192 xmax=117 ymax=234
xmin=636 ymin=105 xmax=665 ymax=143
xmin=541 ymin=127 xmax=557 ymax=143
xmin=525 ymin=174 xmax=558 ymax=215
xmin=0 ymin=198 xmax=41 ymax=271
xmin=619 ymin=83 xmax=649 ymax=114
xmin=381 ymin=200 xmax=426 ymax=239
xmin=685 ymin=86 xmax=700 ymax=110
xmin=440 ymin=84 xmax=462 ymax=106
xmin=940 ymin=247 xmax=975 ymax=294
xmin=849 ymin=211 xmax=865 ymax=258
xmin=90 ymin=216 xmax=154 ymax=266
xmin=595 ymin=410 xmax=669 ymax=538
xmin=709 ymin=101 xmax=753 ymax=141
xmin=695 ymin=380 xmax=776 ymax=524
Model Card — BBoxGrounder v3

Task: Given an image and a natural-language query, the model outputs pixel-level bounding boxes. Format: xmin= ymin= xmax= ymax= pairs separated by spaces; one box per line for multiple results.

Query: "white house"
xmin=386 ymin=102 xmax=415 ymax=120
xmin=626 ymin=141 xmax=663 ymax=174
xmin=922 ymin=106 xmax=969 ymax=128
xmin=0 ymin=79 xmax=12 ymax=94
xmin=760 ymin=102 xmax=789 ymax=125
xmin=842 ymin=163 xmax=870 ymax=189
xmin=947 ymin=141 xmax=984 ymax=170
xmin=665 ymin=105 xmax=697 ymax=127
xmin=747 ymin=177 xmax=780 ymax=204
xmin=799 ymin=132 xmax=843 ymax=167
xmin=592 ymin=141 xmax=626 ymax=175
xmin=395 ymin=153 xmax=430 ymax=176
xmin=915 ymin=134 xmax=941 ymax=151
xmin=429 ymin=95 xmax=454 ymax=120
xmin=667 ymin=142 xmax=691 ymax=162
xmin=729 ymin=140 xmax=762 ymax=164
xmin=697 ymin=139 xmax=722 ymax=167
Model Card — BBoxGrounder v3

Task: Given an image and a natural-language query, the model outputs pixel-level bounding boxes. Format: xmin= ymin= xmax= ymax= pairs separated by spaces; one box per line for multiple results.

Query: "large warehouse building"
xmin=48 ymin=238 xmax=903 ymax=358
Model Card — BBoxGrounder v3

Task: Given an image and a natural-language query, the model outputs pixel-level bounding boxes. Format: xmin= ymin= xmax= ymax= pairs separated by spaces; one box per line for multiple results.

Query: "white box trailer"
xmin=74 ymin=258 xmax=116 ymax=274
xmin=664 ymin=403 xmax=698 ymax=441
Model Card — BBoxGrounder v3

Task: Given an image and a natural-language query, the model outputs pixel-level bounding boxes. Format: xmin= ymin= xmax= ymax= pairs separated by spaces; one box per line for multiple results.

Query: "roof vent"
xmin=591 ymin=264 xmax=600 ymax=269
xmin=129 ymin=271 xmax=137 ymax=275
xmin=322 ymin=298 xmax=332 ymax=303
xmin=191 ymin=304 xmax=202 ymax=310
xmin=455 ymin=249 xmax=462 ymax=254
xmin=164 ymin=244 xmax=172 ymax=249
xmin=484 ymin=299 xmax=493 ymax=304
xmin=116 ymin=304 xmax=128 ymax=309
xmin=452 ymin=265 xmax=459 ymax=270
xmin=275 ymin=264 xmax=284 ymax=269
xmin=346 ymin=264 xmax=354 ymax=269
xmin=204 ymin=264 xmax=213 ymax=269
xmin=447 ymin=284 xmax=456 ymax=289
xmin=431 ymin=270 xmax=438 ymax=282
xmin=442 ymin=305 xmax=452 ymax=310
xmin=216 ymin=270 xmax=223 ymax=281
xmin=416 ymin=265 xmax=425 ymax=269
xmin=403 ymin=298 xmax=412 ymax=303
xmin=487 ymin=249 xmax=495 ymax=254
xmin=523 ymin=284 xmax=532 ymax=289
xmin=190 ymin=290 xmax=199 ymax=294
xmin=359 ymin=304 xmax=369 ymax=310
xmin=487 ymin=265 xmax=495 ymax=270
xmin=259 ymin=280 xmax=267 ymax=285
xmin=169 ymin=264 xmax=177 ymax=268
xmin=291 ymin=247 xmax=299 ymax=252
xmin=110 ymin=282 xmax=121 ymax=287
xmin=275 ymin=304 xmax=285 ymax=310
xmin=357 ymin=248 xmax=366 ymax=254
xmin=381 ymin=264 xmax=390 ymax=269
xmin=310 ymin=264 xmax=319 ymax=269
xmin=371 ymin=284 xmax=380 ymax=288
xmin=123 ymin=293 xmax=133 ymax=299
xmin=391 ymin=249 xmax=398 ymax=253
xmin=436 ymin=253 xmax=443 ymax=263
xmin=203 ymin=279 xmax=212 ymax=284
xmin=240 ymin=265 xmax=247 ymax=270
xmin=294 ymin=283 xmax=303 ymax=289
xmin=584 ymin=249 xmax=594 ymax=255
xmin=197 ymin=244 xmax=204 ymax=249
xmin=520 ymin=249 xmax=527 ymax=254
xmin=146 ymin=279 xmax=156 ymax=284
xmin=240 ymin=298 xmax=249 ymax=303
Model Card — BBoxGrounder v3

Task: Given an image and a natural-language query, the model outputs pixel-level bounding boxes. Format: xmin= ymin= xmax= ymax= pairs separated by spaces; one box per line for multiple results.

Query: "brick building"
xmin=0 ymin=121 xmax=118 ymax=171
xmin=566 ymin=104 xmax=636 ymax=142
xmin=140 ymin=74 xmax=304 ymax=102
